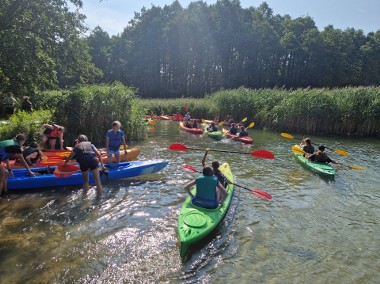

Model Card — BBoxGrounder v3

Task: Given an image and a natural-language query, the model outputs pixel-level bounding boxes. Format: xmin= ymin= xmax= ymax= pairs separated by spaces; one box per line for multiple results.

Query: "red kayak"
xmin=179 ymin=122 xmax=204 ymax=135
xmin=222 ymin=129 xmax=253 ymax=144
xmin=172 ymin=114 xmax=184 ymax=121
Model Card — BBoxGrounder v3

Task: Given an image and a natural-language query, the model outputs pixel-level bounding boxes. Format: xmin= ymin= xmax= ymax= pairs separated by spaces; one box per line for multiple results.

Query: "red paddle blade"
xmin=251 ymin=189 xmax=272 ymax=200
xmin=251 ymin=150 xmax=275 ymax=159
xmin=183 ymin=164 xmax=198 ymax=172
xmin=169 ymin=143 xmax=188 ymax=151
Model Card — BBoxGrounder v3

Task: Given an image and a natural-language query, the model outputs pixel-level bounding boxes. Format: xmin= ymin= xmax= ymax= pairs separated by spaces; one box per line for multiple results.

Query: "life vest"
xmin=107 ymin=130 xmax=124 ymax=151
xmin=22 ymin=147 xmax=39 ymax=165
xmin=229 ymin=127 xmax=238 ymax=135
xmin=44 ymin=126 xmax=61 ymax=138
xmin=73 ymin=142 xmax=95 ymax=162
xmin=302 ymin=145 xmax=315 ymax=154
xmin=192 ymin=175 xmax=218 ymax=209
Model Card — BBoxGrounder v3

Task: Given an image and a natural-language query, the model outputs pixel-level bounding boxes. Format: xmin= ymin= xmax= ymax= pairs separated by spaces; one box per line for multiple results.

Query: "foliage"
xmin=52 ymin=83 xmax=138 ymax=146
xmin=0 ymin=110 xmax=52 ymax=142
xmin=85 ymin=2 xmax=380 ymax=98
xmin=139 ymin=87 xmax=380 ymax=137
xmin=0 ymin=0 xmax=101 ymax=98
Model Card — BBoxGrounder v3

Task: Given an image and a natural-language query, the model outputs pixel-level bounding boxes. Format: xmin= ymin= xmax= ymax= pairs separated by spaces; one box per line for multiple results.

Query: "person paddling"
xmin=306 ymin=145 xmax=339 ymax=164
xmin=207 ymin=122 xmax=218 ymax=132
xmin=184 ymin=166 xmax=228 ymax=209
xmin=300 ymin=138 xmax=315 ymax=154
xmin=202 ymin=148 xmax=228 ymax=187
xmin=228 ymin=123 xmax=238 ymax=135
xmin=238 ymin=126 xmax=248 ymax=137
xmin=64 ymin=134 xmax=106 ymax=197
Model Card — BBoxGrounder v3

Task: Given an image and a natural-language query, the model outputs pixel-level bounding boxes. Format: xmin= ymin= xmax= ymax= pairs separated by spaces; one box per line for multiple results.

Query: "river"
xmin=0 ymin=121 xmax=379 ymax=283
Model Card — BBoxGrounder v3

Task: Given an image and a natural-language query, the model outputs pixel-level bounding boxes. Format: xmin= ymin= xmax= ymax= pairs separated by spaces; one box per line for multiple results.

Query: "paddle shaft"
xmin=186 ymin=146 xmax=251 ymax=155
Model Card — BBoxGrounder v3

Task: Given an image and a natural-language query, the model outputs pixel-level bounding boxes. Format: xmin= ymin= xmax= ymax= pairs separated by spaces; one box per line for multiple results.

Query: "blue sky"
xmin=78 ymin=0 xmax=380 ymax=35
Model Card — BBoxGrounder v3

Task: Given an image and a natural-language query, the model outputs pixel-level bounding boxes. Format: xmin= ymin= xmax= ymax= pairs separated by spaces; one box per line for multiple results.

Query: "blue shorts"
xmin=108 ymin=149 xmax=120 ymax=155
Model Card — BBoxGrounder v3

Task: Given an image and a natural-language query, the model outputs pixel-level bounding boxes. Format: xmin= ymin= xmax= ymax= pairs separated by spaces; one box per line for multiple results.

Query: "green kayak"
xmin=204 ymin=125 xmax=223 ymax=141
xmin=293 ymin=145 xmax=336 ymax=178
xmin=178 ymin=163 xmax=234 ymax=257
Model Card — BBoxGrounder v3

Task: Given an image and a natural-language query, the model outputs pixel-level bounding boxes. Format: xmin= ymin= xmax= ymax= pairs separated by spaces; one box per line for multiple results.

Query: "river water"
xmin=0 ymin=121 xmax=379 ymax=283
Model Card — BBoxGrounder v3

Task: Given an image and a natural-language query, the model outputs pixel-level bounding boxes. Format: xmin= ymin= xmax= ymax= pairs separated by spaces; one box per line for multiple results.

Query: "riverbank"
xmin=140 ymin=86 xmax=380 ymax=137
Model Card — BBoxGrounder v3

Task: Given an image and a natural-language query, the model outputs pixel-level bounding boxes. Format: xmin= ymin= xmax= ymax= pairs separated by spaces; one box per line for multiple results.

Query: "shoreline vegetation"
xmin=1 ymin=85 xmax=379 ymax=144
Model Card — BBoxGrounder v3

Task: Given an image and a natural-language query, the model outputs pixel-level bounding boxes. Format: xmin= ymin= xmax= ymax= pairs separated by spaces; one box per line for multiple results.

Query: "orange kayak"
xmin=8 ymin=147 xmax=141 ymax=169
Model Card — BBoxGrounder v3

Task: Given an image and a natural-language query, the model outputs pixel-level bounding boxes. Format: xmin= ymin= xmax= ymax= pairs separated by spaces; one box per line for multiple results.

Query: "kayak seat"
xmin=192 ymin=197 xmax=218 ymax=209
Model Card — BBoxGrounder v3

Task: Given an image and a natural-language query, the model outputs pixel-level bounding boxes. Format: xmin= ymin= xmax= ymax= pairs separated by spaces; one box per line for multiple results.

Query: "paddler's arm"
xmin=17 ymin=154 xmax=35 ymax=177
xmin=184 ymin=179 xmax=196 ymax=198
xmin=93 ymin=146 xmax=106 ymax=171
xmin=201 ymin=148 xmax=209 ymax=168
xmin=121 ymin=135 xmax=128 ymax=161
xmin=64 ymin=151 xmax=76 ymax=165
xmin=5 ymin=159 xmax=14 ymax=178
xmin=217 ymin=182 xmax=228 ymax=204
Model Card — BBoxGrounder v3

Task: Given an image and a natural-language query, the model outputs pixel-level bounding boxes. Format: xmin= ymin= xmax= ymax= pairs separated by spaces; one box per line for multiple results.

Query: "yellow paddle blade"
xmin=241 ymin=117 xmax=247 ymax=122
xmin=335 ymin=149 xmax=349 ymax=156
xmin=348 ymin=165 xmax=365 ymax=171
xmin=218 ymin=121 xmax=225 ymax=126
xmin=247 ymin=122 xmax=255 ymax=128
xmin=291 ymin=145 xmax=306 ymax=155
xmin=119 ymin=144 xmax=128 ymax=150
xmin=201 ymin=119 xmax=206 ymax=124
xmin=281 ymin=132 xmax=294 ymax=139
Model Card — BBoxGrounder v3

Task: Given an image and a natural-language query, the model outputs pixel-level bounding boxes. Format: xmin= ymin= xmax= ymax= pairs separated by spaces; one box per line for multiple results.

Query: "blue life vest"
xmin=192 ymin=175 xmax=218 ymax=209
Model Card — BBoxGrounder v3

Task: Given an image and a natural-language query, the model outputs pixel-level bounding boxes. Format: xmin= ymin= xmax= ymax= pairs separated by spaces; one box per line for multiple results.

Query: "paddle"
xmin=291 ymin=146 xmax=364 ymax=170
xmin=183 ymin=164 xmax=272 ymax=200
xmin=218 ymin=121 xmax=225 ymax=126
xmin=281 ymin=132 xmax=349 ymax=156
xmin=169 ymin=143 xmax=275 ymax=159
xmin=53 ymin=164 xmax=80 ymax=177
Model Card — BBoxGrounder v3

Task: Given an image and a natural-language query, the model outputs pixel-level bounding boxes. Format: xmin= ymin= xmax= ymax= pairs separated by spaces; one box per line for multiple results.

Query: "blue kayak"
xmin=8 ymin=160 xmax=169 ymax=190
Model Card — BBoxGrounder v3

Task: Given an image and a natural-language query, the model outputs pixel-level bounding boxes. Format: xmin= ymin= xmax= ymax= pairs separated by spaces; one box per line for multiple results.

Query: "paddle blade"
xmin=149 ymin=120 xmax=156 ymax=125
xmin=201 ymin=119 xmax=206 ymax=124
xmin=218 ymin=121 xmax=225 ymax=126
xmin=247 ymin=122 xmax=255 ymax=128
xmin=251 ymin=150 xmax=275 ymax=159
xmin=348 ymin=165 xmax=365 ymax=171
xmin=53 ymin=164 xmax=80 ymax=178
xmin=241 ymin=117 xmax=247 ymax=122
xmin=251 ymin=190 xmax=272 ymax=200
xmin=291 ymin=145 xmax=306 ymax=155
xmin=183 ymin=164 xmax=198 ymax=172
xmin=335 ymin=149 xmax=349 ymax=156
xmin=281 ymin=132 xmax=294 ymax=139
xmin=169 ymin=143 xmax=188 ymax=151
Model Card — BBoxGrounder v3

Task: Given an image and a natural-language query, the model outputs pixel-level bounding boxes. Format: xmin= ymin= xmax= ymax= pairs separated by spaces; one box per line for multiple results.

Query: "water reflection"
xmin=0 ymin=121 xmax=379 ymax=283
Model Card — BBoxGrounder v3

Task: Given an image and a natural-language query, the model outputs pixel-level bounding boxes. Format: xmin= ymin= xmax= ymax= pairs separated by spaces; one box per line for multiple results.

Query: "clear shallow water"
xmin=0 ymin=121 xmax=379 ymax=283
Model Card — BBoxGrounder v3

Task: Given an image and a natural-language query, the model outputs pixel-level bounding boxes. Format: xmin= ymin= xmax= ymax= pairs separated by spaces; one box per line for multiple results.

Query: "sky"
xmin=77 ymin=0 xmax=380 ymax=36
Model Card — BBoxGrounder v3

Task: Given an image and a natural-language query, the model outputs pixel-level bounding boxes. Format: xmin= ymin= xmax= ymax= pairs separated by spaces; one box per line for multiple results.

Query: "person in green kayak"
xmin=0 ymin=134 xmax=35 ymax=181
xmin=202 ymin=148 xmax=228 ymax=187
xmin=306 ymin=145 xmax=339 ymax=164
xmin=64 ymin=134 xmax=106 ymax=197
xmin=207 ymin=122 xmax=218 ymax=132
xmin=300 ymin=138 xmax=315 ymax=154
xmin=184 ymin=166 xmax=228 ymax=209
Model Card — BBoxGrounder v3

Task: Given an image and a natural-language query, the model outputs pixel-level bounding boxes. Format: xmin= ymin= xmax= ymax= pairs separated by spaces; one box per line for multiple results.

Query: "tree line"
xmin=1 ymin=0 xmax=380 ymax=99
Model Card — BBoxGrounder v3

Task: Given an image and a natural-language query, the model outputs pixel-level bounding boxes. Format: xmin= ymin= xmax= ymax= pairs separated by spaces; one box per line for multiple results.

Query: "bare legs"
xmin=81 ymin=169 xmax=102 ymax=197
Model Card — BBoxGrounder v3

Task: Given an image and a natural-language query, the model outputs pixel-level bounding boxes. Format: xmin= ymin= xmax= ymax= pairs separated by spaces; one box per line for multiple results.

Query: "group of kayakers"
xmin=227 ymin=123 xmax=248 ymax=137
xmin=0 ymin=120 xmax=128 ymax=197
xmin=300 ymin=138 xmax=339 ymax=165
